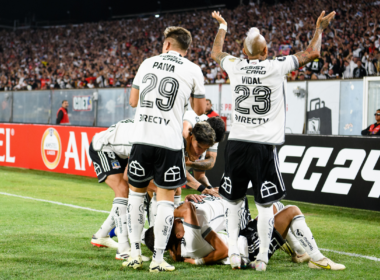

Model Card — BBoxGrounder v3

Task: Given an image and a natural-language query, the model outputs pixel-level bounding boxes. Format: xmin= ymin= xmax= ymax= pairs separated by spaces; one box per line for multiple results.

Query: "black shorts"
xmin=240 ymin=219 xmax=285 ymax=262
xmin=127 ymin=144 xmax=187 ymax=190
xmin=220 ymin=140 xmax=286 ymax=205
xmin=89 ymin=142 xmax=129 ymax=183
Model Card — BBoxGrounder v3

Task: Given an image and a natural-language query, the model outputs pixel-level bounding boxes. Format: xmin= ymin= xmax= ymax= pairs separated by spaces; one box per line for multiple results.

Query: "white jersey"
xmin=191 ymin=196 xmax=225 ymax=233
xmin=92 ymin=119 xmax=134 ymax=159
xmin=130 ymin=50 xmax=205 ymax=151
xmin=181 ymin=222 xmax=214 ymax=259
xmin=221 ymin=55 xmax=298 ymax=145
xmin=183 ymin=110 xmax=218 ymax=168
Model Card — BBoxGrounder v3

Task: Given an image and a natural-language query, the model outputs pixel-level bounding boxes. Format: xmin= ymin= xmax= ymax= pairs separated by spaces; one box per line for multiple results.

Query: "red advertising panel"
xmin=0 ymin=124 xmax=106 ymax=177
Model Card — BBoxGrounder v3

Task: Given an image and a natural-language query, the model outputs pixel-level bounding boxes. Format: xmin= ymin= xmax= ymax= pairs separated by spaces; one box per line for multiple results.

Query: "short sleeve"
xmin=192 ymin=67 xmax=206 ymax=99
xmin=220 ymin=55 xmax=239 ymax=74
xmin=183 ymin=111 xmax=196 ymax=128
xmin=274 ymin=55 xmax=299 ymax=76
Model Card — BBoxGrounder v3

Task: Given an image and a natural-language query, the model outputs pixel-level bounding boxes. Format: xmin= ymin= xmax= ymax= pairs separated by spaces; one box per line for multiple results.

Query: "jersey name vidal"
xmin=130 ymin=50 xmax=205 ymax=151
xmin=92 ymin=119 xmax=134 ymax=158
xmin=221 ymin=55 xmax=298 ymax=145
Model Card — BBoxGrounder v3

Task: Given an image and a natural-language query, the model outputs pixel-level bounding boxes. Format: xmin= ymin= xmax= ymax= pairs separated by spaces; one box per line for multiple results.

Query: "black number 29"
xmin=234 ymin=85 xmax=271 ymax=115
xmin=140 ymin=73 xmax=179 ymax=111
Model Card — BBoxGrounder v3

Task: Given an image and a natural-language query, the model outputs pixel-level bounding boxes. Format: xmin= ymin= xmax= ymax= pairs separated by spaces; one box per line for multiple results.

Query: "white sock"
xmin=94 ymin=199 xmax=117 ymax=238
xmin=113 ymin=197 xmax=130 ymax=253
xmin=127 ymin=190 xmax=146 ymax=258
xmin=149 ymin=193 xmax=158 ymax=227
xmin=174 ymin=195 xmax=181 ymax=208
xmin=153 ymin=200 xmax=174 ymax=264
xmin=223 ymin=199 xmax=243 ymax=256
xmin=290 ymin=215 xmax=324 ymax=261
xmin=286 ymin=229 xmax=306 ymax=255
xmin=256 ymin=203 xmax=274 ymax=263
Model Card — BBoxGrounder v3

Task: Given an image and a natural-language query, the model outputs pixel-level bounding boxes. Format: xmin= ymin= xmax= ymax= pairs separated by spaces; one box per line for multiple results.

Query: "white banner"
xmin=286 ymin=81 xmax=307 ymax=134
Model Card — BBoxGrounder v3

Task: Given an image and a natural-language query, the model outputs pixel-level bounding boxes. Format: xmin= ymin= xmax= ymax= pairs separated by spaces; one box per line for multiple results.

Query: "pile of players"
xmin=87 ymin=10 xmax=345 ymax=273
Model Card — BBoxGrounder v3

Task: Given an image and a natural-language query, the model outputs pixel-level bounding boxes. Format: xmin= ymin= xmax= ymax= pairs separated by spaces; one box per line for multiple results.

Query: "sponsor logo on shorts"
xmin=41 ymin=128 xmax=62 ymax=170
xmin=260 ymin=181 xmax=279 ymax=198
xmin=129 ymin=161 xmax=145 ymax=177
xmin=94 ymin=162 xmax=102 ymax=176
xmin=221 ymin=177 xmax=232 ymax=194
xmin=111 ymin=160 xmax=121 ymax=169
xmin=164 ymin=166 xmax=181 ymax=182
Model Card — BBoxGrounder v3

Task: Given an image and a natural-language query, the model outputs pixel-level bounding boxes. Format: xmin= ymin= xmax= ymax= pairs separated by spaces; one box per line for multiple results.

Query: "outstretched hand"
xmin=212 ymin=11 xmax=227 ymax=26
xmin=316 ymin=11 xmax=336 ymax=30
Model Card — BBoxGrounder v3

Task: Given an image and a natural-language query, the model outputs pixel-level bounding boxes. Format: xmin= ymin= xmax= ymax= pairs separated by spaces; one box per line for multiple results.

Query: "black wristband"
xmin=206 ymin=185 xmax=212 ymax=189
xmin=197 ymin=184 xmax=206 ymax=192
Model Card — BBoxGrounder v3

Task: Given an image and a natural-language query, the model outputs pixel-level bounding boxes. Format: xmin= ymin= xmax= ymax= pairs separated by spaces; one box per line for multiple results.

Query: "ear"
xmin=242 ymin=47 xmax=247 ymax=56
xmin=262 ymin=46 xmax=268 ymax=56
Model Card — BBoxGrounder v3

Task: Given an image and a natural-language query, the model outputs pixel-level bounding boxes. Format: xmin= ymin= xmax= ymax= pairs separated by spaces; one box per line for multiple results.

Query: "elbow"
xmin=311 ymin=52 xmax=320 ymax=61
xmin=194 ymin=107 xmax=205 ymax=116
xmin=129 ymin=100 xmax=137 ymax=108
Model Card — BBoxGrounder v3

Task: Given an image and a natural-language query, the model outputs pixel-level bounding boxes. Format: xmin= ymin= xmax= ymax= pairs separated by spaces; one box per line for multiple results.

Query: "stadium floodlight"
xmin=155 ymin=14 xmax=160 ymax=18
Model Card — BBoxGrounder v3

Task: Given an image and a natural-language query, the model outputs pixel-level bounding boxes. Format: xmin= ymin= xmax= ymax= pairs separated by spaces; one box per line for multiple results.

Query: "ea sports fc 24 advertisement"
xmin=0 ymin=123 xmax=105 ymax=177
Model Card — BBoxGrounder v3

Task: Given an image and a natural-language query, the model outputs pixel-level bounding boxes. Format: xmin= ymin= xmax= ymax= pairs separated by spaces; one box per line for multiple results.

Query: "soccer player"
xmin=183 ymin=113 xmax=225 ymax=189
xmin=145 ymin=196 xmax=345 ymax=270
xmin=210 ymin=10 xmax=336 ymax=270
xmin=124 ymin=26 xmax=206 ymax=272
xmin=89 ymin=119 xmax=150 ymax=262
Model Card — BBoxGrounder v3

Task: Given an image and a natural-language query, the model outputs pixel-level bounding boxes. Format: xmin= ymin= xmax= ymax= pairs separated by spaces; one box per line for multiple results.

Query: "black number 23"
xmin=234 ymin=85 xmax=271 ymax=115
xmin=140 ymin=73 xmax=179 ymax=111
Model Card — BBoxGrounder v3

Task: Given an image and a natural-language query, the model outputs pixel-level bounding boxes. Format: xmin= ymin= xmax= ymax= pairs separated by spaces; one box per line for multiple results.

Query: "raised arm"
xmin=294 ymin=11 xmax=336 ymax=68
xmin=210 ymin=11 xmax=230 ymax=65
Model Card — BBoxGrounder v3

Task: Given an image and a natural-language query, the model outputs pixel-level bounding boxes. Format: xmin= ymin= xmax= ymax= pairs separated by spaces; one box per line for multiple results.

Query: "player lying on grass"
xmin=144 ymin=195 xmax=346 ymax=270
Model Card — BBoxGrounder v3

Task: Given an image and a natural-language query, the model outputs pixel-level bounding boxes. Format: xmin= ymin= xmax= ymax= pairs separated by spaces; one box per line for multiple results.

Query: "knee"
xmin=288 ymin=206 xmax=302 ymax=217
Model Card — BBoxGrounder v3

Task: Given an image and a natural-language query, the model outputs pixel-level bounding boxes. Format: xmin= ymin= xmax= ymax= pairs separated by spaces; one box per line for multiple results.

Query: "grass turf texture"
xmin=0 ymin=166 xmax=379 ymax=279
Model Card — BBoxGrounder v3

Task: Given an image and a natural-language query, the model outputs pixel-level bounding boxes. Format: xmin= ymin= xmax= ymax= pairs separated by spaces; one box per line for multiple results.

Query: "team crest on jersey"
xmin=111 ymin=160 xmax=121 ymax=169
xmin=260 ymin=181 xmax=279 ymax=198
xmin=41 ymin=128 xmax=62 ymax=170
xmin=129 ymin=161 xmax=145 ymax=176
xmin=221 ymin=177 xmax=232 ymax=194
xmin=164 ymin=166 xmax=181 ymax=182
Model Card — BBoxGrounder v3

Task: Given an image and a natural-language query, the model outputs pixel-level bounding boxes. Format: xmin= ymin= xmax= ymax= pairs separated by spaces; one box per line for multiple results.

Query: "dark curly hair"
xmin=207 ymin=116 xmax=225 ymax=143
xmin=144 ymin=226 xmax=179 ymax=252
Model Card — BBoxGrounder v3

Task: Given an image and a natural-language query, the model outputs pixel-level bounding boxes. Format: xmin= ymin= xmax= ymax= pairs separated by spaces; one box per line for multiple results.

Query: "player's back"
xmin=221 ymin=55 xmax=298 ymax=145
xmin=92 ymin=119 xmax=134 ymax=158
xmin=130 ymin=51 xmax=205 ymax=150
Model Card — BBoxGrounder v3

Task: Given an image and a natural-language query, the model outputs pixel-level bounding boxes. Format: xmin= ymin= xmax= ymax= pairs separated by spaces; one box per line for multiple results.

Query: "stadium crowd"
xmin=0 ymin=0 xmax=379 ymax=91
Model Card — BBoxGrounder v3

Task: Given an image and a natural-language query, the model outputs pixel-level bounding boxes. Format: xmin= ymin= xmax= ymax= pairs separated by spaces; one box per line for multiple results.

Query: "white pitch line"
xmin=320 ymin=248 xmax=380 ymax=262
xmin=1 ymin=191 xmax=379 ymax=262
xmin=0 ymin=192 xmax=109 ymax=214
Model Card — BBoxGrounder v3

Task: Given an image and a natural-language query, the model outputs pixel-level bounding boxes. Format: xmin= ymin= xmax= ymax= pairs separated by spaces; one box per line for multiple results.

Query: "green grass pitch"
xmin=0 ymin=166 xmax=379 ymax=279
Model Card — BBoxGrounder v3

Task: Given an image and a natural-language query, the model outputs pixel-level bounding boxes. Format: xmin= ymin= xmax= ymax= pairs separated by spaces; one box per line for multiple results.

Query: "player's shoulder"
xmin=221 ymin=55 xmax=245 ymax=69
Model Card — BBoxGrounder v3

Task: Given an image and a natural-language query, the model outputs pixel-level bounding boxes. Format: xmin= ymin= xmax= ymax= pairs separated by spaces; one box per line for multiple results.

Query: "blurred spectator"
xmin=361 ymin=109 xmax=380 ymax=136
xmin=353 ymin=61 xmax=367 ymax=78
xmin=205 ymin=99 xmax=219 ymax=117
xmin=56 ymin=100 xmax=70 ymax=125
xmin=0 ymin=0 xmax=379 ymax=89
